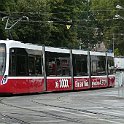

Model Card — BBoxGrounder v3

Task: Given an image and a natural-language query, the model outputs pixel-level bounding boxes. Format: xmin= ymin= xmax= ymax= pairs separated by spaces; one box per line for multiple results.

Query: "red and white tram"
xmin=0 ymin=39 xmax=115 ymax=94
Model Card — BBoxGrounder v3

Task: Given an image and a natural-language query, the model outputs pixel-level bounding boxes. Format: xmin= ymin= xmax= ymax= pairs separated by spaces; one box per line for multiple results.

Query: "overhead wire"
xmin=0 ymin=7 xmax=122 ymax=16
xmin=0 ymin=2 xmax=121 ymax=29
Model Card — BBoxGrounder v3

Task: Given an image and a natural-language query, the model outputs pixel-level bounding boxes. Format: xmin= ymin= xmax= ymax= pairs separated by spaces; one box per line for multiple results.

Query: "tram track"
xmin=0 ymin=96 xmax=123 ymax=124
xmin=0 ymin=113 xmax=31 ymax=124
xmin=32 ymin=99 xmax=123 ymax=119
xmin=0 ymin=88 xmax=124 ymax=124
xmin=30 ymin=96 xmax=124 ymax=124
xmin=31 ymin=90 xmax=124 ymax=124
xmin=0 ymin=98 xmax=31 ymax=124
xmin=0 ymin=97 xmax=87 ymax=124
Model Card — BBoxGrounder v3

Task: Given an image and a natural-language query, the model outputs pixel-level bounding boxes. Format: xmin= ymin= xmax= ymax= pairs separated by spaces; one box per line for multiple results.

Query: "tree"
xmin=0 ymin=0 xmax=11 ymax=39
xmin=1 ymin=0 xmax=124 ymax=55
xmin=49 ymin=0 xmax=79 ymax=48
xmin=12 ymin=0 xmax=51 ymax=45
xmin=91 ymin=0 xmax=124 ymax=55
xmin=114 ymin=0 xmax=124 ymax=55
xmin=76 ymin=0 xmax=99 ymax=50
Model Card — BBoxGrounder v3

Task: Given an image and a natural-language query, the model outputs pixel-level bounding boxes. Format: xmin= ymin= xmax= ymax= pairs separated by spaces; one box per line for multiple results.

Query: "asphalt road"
xmin=0 ymin=87 xmax=124 ymax=124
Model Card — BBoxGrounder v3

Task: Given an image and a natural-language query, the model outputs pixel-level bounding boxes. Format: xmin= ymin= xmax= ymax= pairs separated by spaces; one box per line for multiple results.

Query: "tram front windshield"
xmin=0 ymin=44 xmax=6 ymax=76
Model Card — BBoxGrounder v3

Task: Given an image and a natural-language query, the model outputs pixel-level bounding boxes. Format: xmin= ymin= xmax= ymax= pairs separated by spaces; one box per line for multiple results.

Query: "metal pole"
xmin=113 ymin=33 xmax=115 ymax=54
xmin=42 ymin=46 xmax=47 ymax=91
xmin=70 ymin=49 xmax=74 ymax=90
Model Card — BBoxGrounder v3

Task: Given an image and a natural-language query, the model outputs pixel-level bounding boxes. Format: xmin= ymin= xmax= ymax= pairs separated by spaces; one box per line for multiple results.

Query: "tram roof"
xmin=72 ymin=49 xmax=88 ymax=55
xmin=45 ymin=46 xmax=70 ymax=53
xmin=90 ymin=51 xmax=106 ymax=56
xmin=0 ymin=39 xmax=42 ymax=51
xmin=0 ymin=40 xmax=114 ymax=57
xmin=0 ymin=40 xmax=70 ymax=53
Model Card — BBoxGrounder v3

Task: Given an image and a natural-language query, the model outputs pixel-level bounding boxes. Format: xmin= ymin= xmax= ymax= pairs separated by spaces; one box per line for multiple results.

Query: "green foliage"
xmin=0 ymin=0 xmax=124 ymax=55
xmin=49 ymin=0 xmax=79 ymax=48
xmin=91 ymin=0 xmax=124 ymax=55
xmin=114 ymin=48 xmax=121 ymax=56
xmin=13 ymin=0 xmax=51 ymax=45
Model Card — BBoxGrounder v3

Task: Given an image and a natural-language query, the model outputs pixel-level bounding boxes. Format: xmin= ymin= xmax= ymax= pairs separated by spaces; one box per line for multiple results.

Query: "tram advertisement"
xmin=74 ymin=77 xmax=90 ymax=90
xmin=91 ymin=77 xmax=108 ymax=88
xmin=46 ymin=77 xmax=72 ymax=91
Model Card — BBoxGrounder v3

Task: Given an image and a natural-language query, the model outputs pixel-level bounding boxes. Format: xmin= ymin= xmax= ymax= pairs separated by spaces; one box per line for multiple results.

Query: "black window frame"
xmin=9 ymin=48 xmax=43 ymax=76
xmin=107 ymin=56 xmax=115 ymax=75
xmin=73 ymin=54 xmax=88 ymax=76
xmin=91 ymin=55 xmax=106 ymax=76
xmin=46 ymin=52 xmax=71 ymax=76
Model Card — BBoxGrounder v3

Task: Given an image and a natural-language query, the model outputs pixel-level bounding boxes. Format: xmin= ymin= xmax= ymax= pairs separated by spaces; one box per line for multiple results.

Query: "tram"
xmin=0 ymin=39 xmax=115 ymax=94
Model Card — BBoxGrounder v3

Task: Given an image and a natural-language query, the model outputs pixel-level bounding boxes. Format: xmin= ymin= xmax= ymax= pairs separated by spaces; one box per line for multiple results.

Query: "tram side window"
xmin=26 ymin=49 xmax=43 ymax=76
xmin=58 ymin=57 xmax=70 ymax=76
xmin=0 ymin=44 xmax=6 ymax=76
xmin=48 ymin=58 xmax=56 ymax=75
xmin=9 ymin=48 xmax=28 ymax=76
xmin=9 ymin=55 xmax=16 ymax=76
xmin=28 ymin=56 xmax=35 ymax=75
xmin=35 ymin=56 xmax=42 ymax=75
xmin=91 ymin=60 xmax=97 ymax=76
xmin=28 ymin=56 xmax=42 ymax=76
xmin=56 ymin=58 xmax=61 ymax=75
xmin=108 ymin=57 xmax=114 ymax=74
xmin=91 ymin=56 xmax=106 ymax=76
xmin=9 ymin=48 xmax=43 ymax=76
xmin=16 ymin=55 xmax=28 ymax=76
xmin=46 ymin=52 xmax=70 ymax=76
xmin=73 ymin=55 xmax=88 ymax=76
xmin=97 ymin=57 xmax=106 ymax=75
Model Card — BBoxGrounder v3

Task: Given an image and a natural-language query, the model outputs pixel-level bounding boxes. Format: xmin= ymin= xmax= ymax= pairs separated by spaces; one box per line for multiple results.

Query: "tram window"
xmin=91 ymin=60 xmax=97 ymax=76
xmin=16 ymin=55 xmax=28 ymax=76
xmin=56 ymin=58 xmax=61 ymax=75
xmin=108 ymin=57 xmax=114 ymax=74
xmin=58 ymin=57 xmax=70 ymax=76
xmin=0 ymin=44 xmax=6 ymax=76
xmin=46 ymin=52 xmax=71 ymax=76
xmin=28 ymin=55 xmax=43 ymax=76
xmin=9 ymin=55 xmax=16 ymax=76
xmin=9 ymin=48 xmax=43 ymax=76
xmin=47 ymin=58 xmax=56 ymax=76
xmin=9 ymin=48 xmax=28 ymax=76
xmin=35 ymin=56 xmax=42 ymax=75
xmin=91 ymin=56 xmax=106 ymax=76
xmin=28 ymin=56 xmax=35 ymax=75
xmin=73 ymin=55 xmax=88 ymax=76
xmin=97 ymin=57 xmax=106 ymax=75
